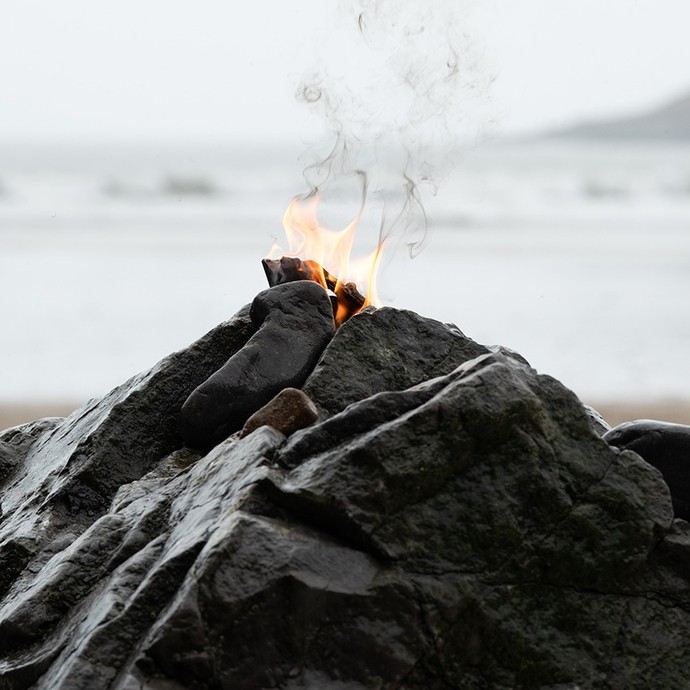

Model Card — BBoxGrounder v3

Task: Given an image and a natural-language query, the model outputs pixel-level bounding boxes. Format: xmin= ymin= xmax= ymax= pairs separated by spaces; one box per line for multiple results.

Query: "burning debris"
xmin=179 ymin=177 xmax=388 ymax=448
xmin=179 ymin=247 xmax=375 ymax=449
xmin=179 ymin=180 xmax=393 ymax=447
xmin=266 ymin=185 xmax=385 ymax=323
xmin=262 ymin=256 xmax=366 ymax=326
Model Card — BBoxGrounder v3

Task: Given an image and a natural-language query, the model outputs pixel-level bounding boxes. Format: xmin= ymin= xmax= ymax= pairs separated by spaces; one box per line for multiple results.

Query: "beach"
xmin=0 ymin=402 xmax=82 ymax=432
xmin=3 ymin=398 xmax=690 ymax=436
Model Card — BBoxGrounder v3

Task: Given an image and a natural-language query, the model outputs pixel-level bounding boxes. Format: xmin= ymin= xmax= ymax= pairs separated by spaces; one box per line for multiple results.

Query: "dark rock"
xmin=277 ymin=359 xmax=672 ymax=586
xmin=0 ymin=427 xmax=285 ymax=690
xmin=0 ymin=305 xmax=253 ymax=619
xmin=280 ymin=352 xmax=499 ymax=470
xmin=179 ymin=281 xmax=335 ymax=449
xmin=0 ymin=306 xmax=688 ymax=689
xmin=487 ymin=343 xmax=531 ymax=366
xmin=302 ymin=306 xmax=490 ymax=418
xmin=0 ymin=418 xmax=63 ymax=482
xmin=240 ymin=387 xmax=319 ymax=439
xmin=604 ymin=419 xmax=690 ymax=519
xmin=583 ymin=403 xmax=612 ymax=436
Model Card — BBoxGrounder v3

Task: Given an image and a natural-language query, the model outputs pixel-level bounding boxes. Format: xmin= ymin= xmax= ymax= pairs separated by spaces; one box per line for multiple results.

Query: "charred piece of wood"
xmin=262 ymin=257 xmax=366 ymax=326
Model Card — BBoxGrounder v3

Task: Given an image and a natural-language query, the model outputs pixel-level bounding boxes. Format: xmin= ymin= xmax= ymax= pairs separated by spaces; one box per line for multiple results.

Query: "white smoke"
xmin=294 ymin=0 xmax=494 ymax=263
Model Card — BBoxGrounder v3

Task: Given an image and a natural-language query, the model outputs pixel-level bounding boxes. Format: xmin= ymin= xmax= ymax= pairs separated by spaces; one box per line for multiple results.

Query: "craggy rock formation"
xmin=0 ymin=301 xmax=689 ymax=689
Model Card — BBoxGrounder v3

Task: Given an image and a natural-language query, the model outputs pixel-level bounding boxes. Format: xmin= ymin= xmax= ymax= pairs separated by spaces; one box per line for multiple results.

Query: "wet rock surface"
xmin=179 ymin=282 xmax=335 ymax=449
xmin=0 ymin=304 xmax=688 ymax=689
xmin=303 ymin=306 xmax=490 ymax=418
xmin=605 ymin=419 xmax=690 ymax=519
xmin=240 ymin=387 xmax=319 ymax=439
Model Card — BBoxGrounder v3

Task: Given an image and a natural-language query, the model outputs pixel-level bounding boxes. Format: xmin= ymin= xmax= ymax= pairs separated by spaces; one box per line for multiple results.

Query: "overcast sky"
xmin=1 ymin=0 xmax=690 ymax=144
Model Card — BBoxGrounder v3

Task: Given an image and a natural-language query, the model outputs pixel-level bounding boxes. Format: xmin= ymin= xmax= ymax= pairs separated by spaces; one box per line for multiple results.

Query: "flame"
xmin=267 ymin=187 xmax=385 ymax=325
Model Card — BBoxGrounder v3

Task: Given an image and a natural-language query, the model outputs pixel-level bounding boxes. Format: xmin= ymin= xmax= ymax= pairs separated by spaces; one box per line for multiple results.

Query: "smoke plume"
xmin=294 ymin=0 xmax=493 ymax=272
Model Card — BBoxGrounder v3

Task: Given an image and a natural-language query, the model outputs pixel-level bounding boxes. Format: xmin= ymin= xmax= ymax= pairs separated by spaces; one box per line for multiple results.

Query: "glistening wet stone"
xmin=302 ymin=306 xmax=491 ymax=418
xmin=240 ymin=387 xmax=319 ymax=438
xmin=605 ymin=419 xmax=690 ymax=519
xmin=179 ymin=281 xmax=335 ymax=449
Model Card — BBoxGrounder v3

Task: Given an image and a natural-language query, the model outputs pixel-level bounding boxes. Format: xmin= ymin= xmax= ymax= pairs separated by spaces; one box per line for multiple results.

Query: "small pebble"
xmin=240 ymin=388 xmax=319 ymax=438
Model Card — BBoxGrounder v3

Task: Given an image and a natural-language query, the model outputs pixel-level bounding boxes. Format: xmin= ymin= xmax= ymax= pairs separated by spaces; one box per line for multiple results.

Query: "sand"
xmin=2 ymin=399 xmax=690 ymax=435
xmin=588 ymin=400 xmax=690 ymax=428
xmin=0 ymin=402 xmax=83 ymax=434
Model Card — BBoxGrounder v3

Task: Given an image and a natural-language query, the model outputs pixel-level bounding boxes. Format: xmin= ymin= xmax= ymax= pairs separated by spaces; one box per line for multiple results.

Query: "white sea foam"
xmin=1 ymin=140 xmax=689 ymax=404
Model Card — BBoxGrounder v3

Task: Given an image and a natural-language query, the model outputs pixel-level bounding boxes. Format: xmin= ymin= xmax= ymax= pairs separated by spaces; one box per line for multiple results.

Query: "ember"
xmin=262 ymin=256 xmax=365 ymax=326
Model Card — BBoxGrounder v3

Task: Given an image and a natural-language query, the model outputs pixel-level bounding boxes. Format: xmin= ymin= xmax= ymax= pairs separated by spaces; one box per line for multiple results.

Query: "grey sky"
xmin=1 ymin=0 xmax=690 ymax=144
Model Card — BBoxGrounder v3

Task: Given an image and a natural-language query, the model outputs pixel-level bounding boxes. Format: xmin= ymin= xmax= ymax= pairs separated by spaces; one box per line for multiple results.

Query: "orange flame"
xmin=267 ymin=188 xmax=385 ymax=323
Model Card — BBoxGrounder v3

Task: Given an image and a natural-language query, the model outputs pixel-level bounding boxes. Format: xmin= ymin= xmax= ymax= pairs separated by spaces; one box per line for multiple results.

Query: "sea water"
xmin=1 ymin=139 xmax=689 ymax=404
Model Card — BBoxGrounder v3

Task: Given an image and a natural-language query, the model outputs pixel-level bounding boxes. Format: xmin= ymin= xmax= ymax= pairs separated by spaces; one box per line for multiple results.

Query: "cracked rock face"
xmin=0 ymin=304 xmax=687 ymax=689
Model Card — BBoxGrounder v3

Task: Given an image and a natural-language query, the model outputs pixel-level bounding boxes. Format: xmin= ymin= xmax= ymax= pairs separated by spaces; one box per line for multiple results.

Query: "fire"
xmin=265 ymin=189 xmax=385 ymax=326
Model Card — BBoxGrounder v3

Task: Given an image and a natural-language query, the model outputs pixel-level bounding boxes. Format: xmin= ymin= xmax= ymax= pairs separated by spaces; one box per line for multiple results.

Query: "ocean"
xmin=1 ymin=139 xmax=689 ymax=406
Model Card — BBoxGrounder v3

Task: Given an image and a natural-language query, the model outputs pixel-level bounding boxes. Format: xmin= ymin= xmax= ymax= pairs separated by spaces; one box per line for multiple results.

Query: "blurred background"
xmin=2 ymin=0 xmax=690 ymax=429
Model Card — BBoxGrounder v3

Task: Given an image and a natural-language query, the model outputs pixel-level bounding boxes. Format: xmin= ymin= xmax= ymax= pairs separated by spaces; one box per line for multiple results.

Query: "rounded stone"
xmin=240 ymin=388 xmax=319 ymax=438
xmin=178 ymin=281 xmax=334 ymax=449
xmin=604 ymin=419 xmax=690 ymax=520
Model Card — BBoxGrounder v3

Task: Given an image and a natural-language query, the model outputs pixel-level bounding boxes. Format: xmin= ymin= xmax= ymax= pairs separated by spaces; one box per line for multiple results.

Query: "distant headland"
xmin=548 ymin=89 xmax=690 ymax=140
